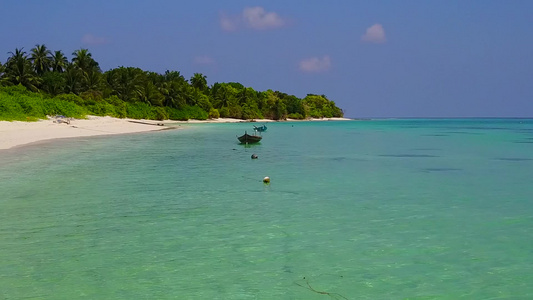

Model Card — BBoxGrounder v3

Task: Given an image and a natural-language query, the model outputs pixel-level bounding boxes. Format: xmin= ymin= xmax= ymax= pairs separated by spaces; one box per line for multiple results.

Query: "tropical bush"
xmin=287 ymin=113 xmax=304 ymax=120
xmin=208 ymin=108 xmax=220 ymax=119
xmin=42 ymin=98 xmax=86 ymax=118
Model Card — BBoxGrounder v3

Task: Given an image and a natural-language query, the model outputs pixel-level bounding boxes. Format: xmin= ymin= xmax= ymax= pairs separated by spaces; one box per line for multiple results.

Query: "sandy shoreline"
xmin=0 ymin=116 xmax=351 ymax=150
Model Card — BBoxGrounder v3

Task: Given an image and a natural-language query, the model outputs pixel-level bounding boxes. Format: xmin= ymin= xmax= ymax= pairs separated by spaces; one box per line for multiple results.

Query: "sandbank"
xmin=0 ymin=116 xmax=352 ymax=150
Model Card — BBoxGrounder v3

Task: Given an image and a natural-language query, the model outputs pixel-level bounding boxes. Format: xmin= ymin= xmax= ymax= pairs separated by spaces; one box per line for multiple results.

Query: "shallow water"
xmin=1 ymin=119 xmax=532 ymax=299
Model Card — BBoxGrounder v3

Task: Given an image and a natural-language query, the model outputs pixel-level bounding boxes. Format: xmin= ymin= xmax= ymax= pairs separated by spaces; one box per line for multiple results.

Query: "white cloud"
xmin=220 ymin=7 xmax=286 ymax=31
xmin=243 ymin=7 xmax=285 ymax=30
xmin=194 ymin=55 xmax=215 ymax=65
xmin=81 ymin=34 xmax=108 ymax=45
xmin=361 ymin=24 xmax=386 ymax=44
xmin=299 ymin=55 xmax=331 ymax=73
xmin=220 ymin=12 xmax=239 ymax=32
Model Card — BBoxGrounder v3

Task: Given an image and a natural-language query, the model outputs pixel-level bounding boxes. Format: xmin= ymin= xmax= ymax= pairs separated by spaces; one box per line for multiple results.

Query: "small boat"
xmin=253 ymin=124 xmax=267 ymax=132
xmin=238 ymin=131 xmax=262 ymax=144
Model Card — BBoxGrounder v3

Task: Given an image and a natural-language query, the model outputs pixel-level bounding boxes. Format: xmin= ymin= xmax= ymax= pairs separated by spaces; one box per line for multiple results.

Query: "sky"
xmin=1 ymin=0 xmax=532 ymax=118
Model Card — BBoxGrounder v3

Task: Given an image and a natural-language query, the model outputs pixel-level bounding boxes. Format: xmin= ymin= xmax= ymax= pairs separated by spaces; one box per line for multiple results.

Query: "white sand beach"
xmin=0 ymin=116 xmax=351 ymax=150
xmin=0 ymin=116 xmax=171 ymax=150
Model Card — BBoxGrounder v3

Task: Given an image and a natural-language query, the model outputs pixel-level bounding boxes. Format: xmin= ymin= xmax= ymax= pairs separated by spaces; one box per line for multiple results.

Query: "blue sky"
xmin=1 ymin=0 xmax=532 ymax=118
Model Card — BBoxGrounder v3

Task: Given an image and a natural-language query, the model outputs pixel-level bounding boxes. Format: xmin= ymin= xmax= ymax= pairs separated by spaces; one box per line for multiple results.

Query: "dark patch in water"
xmin=282 ymin=265 xmax=293 ymax=273
xmin=411 ymin=148 xmax=440 ymax=151
xmin=514 ymin=128 xmax=533 ymax=133
xmin=423 ymin=168 xmax=462 ymax=172
xmin=461 ymin=126 xmax=507 ymax=130
xmin=422 ymin=134 xmax=449 ymax=137
xmin=494 ymin=157 xmax=533 ymax=162
xmin=380 ymin=154 xmax=439 ymax=158
xmin=443 ymin=131 xmax=483 ymax=135
xmin=279 ymin=190 xmax=301 ymax=196
xmin=331 ymin=157 xmax=347 ymax=161
xmin=513 ymin=141 xmax=533 ymax=144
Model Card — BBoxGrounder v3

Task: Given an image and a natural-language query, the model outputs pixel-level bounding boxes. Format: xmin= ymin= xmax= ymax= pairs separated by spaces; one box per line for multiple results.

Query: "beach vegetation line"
xmin=0 ymin=45 xmax=343 ymax=121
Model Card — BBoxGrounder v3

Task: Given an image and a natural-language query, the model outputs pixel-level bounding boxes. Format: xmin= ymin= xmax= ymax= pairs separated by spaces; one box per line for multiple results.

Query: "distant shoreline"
xmin=174 ymin=117 xmax=353 ymax=124
xmin=0 ymin=116 xmax=353 ymax=150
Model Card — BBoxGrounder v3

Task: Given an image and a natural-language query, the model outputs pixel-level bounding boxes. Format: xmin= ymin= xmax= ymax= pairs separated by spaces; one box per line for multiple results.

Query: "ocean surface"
xmin=1 ymin=119 xmax=532 ymax=299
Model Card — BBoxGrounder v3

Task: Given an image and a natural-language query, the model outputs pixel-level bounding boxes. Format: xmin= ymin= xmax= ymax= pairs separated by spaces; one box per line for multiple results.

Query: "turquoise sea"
xmin=1 ymin=119 xmax=532 ymax=299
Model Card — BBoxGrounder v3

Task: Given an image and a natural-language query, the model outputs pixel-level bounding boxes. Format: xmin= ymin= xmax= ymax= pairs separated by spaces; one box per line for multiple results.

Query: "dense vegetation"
xmin=0 ymin=45 xmax=344 ymax=121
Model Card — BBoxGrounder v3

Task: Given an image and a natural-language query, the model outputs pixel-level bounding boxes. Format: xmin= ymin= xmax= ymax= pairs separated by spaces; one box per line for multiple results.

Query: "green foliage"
xmin=208 ymin=108 xmax=220 ymax=119
xmin=18 ymin=95 xmax=46 ymax=117
xmin=211 ymin=83 xmax=238 ymax=109
xmin=80 ymin=90 xmax=103 ymax=104
xmin=218 ymin=106 xmax=230 ymax=118
xmin=0 ymin=84 xmax=34 ymax=96
xmin=241 ymin=103 xmax=263 ymax=120
xmin=260 ymin=90 xmax=287 ymax=120
xmin=1 ymin=44 xmax=345 ymax=121
xmin=153 ymin=106 xmax=169 ymax=120
xmin=41 ymin=71 xmax=65 ymax=96
xmin=3 ymin=48 xmax=42 ymax=91
xmin=0 ymin=86 xmax=87 ymax=120
xmin=55 ymin=93 xmax=86 ymax=106
xmin=274 ymin=99 xmax=287 ymax=120
xmin=42 ymin=98 xmax=86 ymax=118
xmin=105 ymin=95 xmax=125 ymax=106
xmin=190 ymin=73 xmax=208 ymax=91
xmin=194 ymin=92 xmax=212 ymax=112
xmin=0 ymin=95 xmax=32 ymax=121
xmin=226 ymin=82 xmax=244 ymax=90
xmin=287 ymin=113 xmax=304 ymax=119
xmin=303 ymin=94 xmax=344 ymax=118
xmin=0 ymin=86 xmax=45 ymax=120
xmin=51 ymin=50 xmax=68 ymax=72
xmin=180 ymin=105 xmax=208 ymax=120
xmin=126 ymin=102 xmax=154 ymax=119
xmin=104 ymin=96 xmax=127 ymax=118
xmin=166 ymin=105 xmax=208 ymax=121
xmin=30 ymin=44 xmax=52 ymax=76
xmin=135 ymin=80 xmax=164 ymax=106
xmin=72 ymin=48 xmax=100 ymax=73
xmin=284 ymin=94 xmax=305 ymax=117
xmin=87 ymin=101 xmax=119 ymax=117
xmin=227 ymin=105 xmax=242 ymax=119
xmin=123 ymin=103 xmax=171 ymax=120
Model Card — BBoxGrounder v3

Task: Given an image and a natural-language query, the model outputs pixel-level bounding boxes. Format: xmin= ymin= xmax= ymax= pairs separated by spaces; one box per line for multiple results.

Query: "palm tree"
xmin=135 ymin=80 xmax=163 ymax=106
xmin=71 ymin=49 xmax=103 ymax=95
xmin=41 ymin=71 xmax=65 ymax=96
xmin=160 ymin=80 xmax=188 ymax=108
xmin=163 ymin=70 xmax=186 ymax=83
xmin=63 ymin=63 xmax=82 ymax=94
xmin=30 ymin=44 xmax=52 ymax=75
xmin=190 ymin=73 xmax=208 ymax=91
xmin=104 ymin=67 xmax=143 ymax=102
xmin=51 ymin=50 xmax=68 ymax=72
xmin=158 ymin=70 xmax=188 ymax=108
xmin=4 ymin=48 xmax=41 ymax=91
xmin=237 ymin=87 xmax=251 ymax=105
xmin=0 ymin=62 xmax=6 ymax=86
xmin=72 ymin=48 xmax=100 ymax=73
xmin=83 ymin=69 xmax=102 ymax=92
xmin=212 ymin=83 xmax=234 ymax=109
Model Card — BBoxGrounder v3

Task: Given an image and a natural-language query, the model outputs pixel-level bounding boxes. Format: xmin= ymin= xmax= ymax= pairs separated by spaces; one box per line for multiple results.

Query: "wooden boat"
xmin=253 ymin=124 xmax=267 ymax=132
xmin=238 ymin=131 xmax=262 ymax=144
